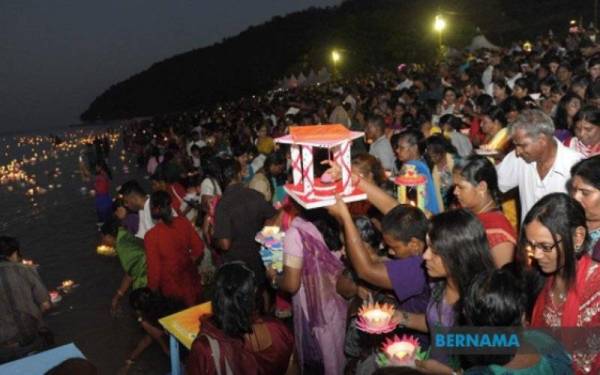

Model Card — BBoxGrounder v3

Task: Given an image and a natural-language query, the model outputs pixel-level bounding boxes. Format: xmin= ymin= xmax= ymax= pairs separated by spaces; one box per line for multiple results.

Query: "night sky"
xmin=0 ymin=1 xmax=341 ymax=132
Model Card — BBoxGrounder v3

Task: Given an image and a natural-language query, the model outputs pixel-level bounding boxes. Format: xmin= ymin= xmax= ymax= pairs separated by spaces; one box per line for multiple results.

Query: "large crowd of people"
xmin=4 ymin=20 xmax=600 ymax=375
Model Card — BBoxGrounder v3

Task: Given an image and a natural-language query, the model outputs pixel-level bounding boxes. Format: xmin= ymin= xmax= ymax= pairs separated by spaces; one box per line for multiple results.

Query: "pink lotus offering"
xmin=49 ymin=290 xmax=62 ymax=304
xmin=380 ymin=335 xmax=423 ymax=367
xmin=356 ymin=302 xmax=397 ymax=333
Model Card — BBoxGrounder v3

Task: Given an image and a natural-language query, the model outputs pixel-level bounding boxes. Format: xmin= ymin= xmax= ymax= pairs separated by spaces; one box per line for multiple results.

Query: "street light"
xmin=331 ymin=49 xmax=341 ymax=79
xmin=331 ymin=50 xmax=341 ymax=64
xmin=433 ymin=14 xmax=446 ymax=46
xmin=433 ymin=14 xmax=446 ymax=61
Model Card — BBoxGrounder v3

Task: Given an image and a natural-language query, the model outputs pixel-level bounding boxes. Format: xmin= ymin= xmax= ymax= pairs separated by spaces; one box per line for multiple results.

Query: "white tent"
xmin=297 ymin=72 xmax=307 ymax=87
xmin=306 ymin=69 xmax=318 ymax=85
xmin=467 ymin=34 xmax=500 ymax=51
xmin=287 ymin=75 xmax=298 ymax=89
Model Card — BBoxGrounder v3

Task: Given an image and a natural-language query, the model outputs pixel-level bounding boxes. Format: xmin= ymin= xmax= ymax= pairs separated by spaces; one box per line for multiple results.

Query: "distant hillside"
xmin=81 ymin=0 xmax=591 ymax=121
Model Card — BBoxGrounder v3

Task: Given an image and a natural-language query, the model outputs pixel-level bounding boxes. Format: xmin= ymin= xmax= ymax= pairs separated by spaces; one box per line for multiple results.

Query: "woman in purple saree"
xmin=267 ymin=209 xmax=348 ymax=375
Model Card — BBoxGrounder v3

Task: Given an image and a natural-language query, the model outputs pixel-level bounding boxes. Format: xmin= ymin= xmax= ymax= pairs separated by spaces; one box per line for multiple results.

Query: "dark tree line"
xmin=81 ymin=0 xmax=593 ymax=121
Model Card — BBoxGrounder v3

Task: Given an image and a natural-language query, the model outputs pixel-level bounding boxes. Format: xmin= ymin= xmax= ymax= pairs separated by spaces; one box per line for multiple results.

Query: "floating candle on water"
xmin=21 ymin=259 xmax=34 ymax=266
xmin=96 ymin=245 xmax=116 ymax=256
xmin=61 ymin=280 xmax=74 ymax=289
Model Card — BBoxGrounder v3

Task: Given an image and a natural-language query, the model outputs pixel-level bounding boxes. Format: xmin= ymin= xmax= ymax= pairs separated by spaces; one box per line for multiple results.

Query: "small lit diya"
xmin=21 ymin=259 xmax=38 ymax=268
xmin=96 ymin=244 xmax=116 ymax=256
xmin=59 ymin=279 xmax=75 ymax=292
xmin=377 ymin=335 xmax=425 ymax=368
xmin=356 ymin=302 xmax=397 ymax=334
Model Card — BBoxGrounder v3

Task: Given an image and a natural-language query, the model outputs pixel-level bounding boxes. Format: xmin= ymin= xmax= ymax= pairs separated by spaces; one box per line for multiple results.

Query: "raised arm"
xmin=322 ymin=160 xmax=398 ymax=215
xmin=327 ymin=197 xmax=393 ymax=289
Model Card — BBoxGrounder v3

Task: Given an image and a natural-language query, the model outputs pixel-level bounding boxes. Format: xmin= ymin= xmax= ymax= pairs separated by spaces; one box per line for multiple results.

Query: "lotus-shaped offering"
xmin=356 ymin=302 xmax=397 ymax=334
xmin=376 ymin=335 xmax=427 ymax=368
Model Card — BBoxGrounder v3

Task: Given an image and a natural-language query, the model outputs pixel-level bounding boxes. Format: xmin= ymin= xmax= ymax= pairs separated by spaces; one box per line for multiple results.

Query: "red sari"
xmin=531 ymin=256 xmax=600 ymax=374
xmin=477 ymin=210 xmax=517 ymax=249
xmin=144 ymin=216 xmax=204 ymax=306
xmin=186 ymin=318 xmax=293 ymax=375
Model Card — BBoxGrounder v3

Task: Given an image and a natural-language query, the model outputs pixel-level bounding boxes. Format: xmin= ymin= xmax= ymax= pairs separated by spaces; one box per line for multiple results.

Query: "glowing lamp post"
xmin=331 ymin=50 xmax=341 ymax=64
xmin=331 ymin=49 xmax=341 ymax=79
xmin=434 ymin=14 xmax=447 ymax=49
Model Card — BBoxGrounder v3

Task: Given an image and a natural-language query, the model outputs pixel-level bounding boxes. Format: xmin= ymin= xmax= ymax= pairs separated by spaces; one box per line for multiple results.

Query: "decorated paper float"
xmin=394 ymin=164 xmax=427 ymax=211
xmin=274 ymin=124 xmax=366 ymax=209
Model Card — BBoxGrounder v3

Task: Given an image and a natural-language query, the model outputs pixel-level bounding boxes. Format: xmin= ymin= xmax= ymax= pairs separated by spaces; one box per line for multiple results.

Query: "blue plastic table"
xmin=0 ymin=343 xmax=85 ymax=375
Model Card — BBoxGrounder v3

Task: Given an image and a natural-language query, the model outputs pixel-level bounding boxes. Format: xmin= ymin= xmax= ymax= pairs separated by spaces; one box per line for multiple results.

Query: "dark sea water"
xmin=0 ymin=127 xmax=169 ymax=374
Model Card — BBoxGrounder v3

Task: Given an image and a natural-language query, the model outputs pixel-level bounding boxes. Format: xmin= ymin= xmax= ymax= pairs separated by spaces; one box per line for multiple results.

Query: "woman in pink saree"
xmin=267 ymin=206 xmax=348 ymax=375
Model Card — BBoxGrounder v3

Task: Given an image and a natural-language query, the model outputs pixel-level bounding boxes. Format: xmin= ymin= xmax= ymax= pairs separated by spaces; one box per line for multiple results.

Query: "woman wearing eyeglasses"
xmin=522 ymin=193 xmax=600 ymax=374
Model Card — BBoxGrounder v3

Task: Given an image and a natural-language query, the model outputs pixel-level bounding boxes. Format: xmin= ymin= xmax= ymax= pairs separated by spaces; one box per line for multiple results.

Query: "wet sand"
xmin=1 ymin=134 xmax=169 ymax=374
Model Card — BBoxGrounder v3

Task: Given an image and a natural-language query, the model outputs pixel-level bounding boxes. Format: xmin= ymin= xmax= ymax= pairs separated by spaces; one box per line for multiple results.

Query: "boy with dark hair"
xmin=329 ymin=202 xmax=429 ymax=313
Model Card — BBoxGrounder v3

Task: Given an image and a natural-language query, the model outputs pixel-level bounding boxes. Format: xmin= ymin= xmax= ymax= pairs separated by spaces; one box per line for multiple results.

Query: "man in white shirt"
xmin=366 ymin=115 xmax=396 ymax=172
xmin=481 ymin=52 xmax=501 ymax=96
xmin=328 ymin=95 xmax=350 ymax=128
xmin=186 ymin=131 xmax=206 ymax=156
xmin=118 ymin=181 xmax=153 ymax=239
xmin=497 ymin=109 xmax=584 ymax=222
xmin=119 ymin=180 xmax=178 ymax=239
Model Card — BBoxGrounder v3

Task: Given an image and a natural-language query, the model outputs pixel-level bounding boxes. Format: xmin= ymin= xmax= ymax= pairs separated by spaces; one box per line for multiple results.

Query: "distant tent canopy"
xmin=467 ymin=33 xmax=500 ymax=51
xmin=276 ymin=68 xmax=331 ymax=90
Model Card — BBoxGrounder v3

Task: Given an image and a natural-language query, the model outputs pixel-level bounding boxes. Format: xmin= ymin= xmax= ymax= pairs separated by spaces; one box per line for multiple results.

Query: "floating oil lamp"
xmin=378 ymin=335 xmax=424 ymax=368
xmin=356 ymin=302 xmax=397 ymax=333
xmin=61 ymin=280 xmax=74 ymax=291
xmin=21 ymin=259 xmax=34 ymax=266
xmin=96 ymin=244 xmax=116 ymax=256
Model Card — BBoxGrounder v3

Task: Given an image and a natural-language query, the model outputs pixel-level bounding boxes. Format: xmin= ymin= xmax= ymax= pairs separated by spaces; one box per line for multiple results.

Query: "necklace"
xmin=475 ymin=199 xmax=496 ymax=214
xmin=551 ymin=288 xmax=566 ymax=304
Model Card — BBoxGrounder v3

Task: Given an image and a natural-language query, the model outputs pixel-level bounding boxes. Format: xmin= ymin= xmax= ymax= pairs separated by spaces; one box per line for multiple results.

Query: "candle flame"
xmin=381 ymin=335 xmax=421 ymax=365
xmin=358 ymin=302 xmax=395 ymax=328
xmin=96 ymin=245 xmax=116 ymax=256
